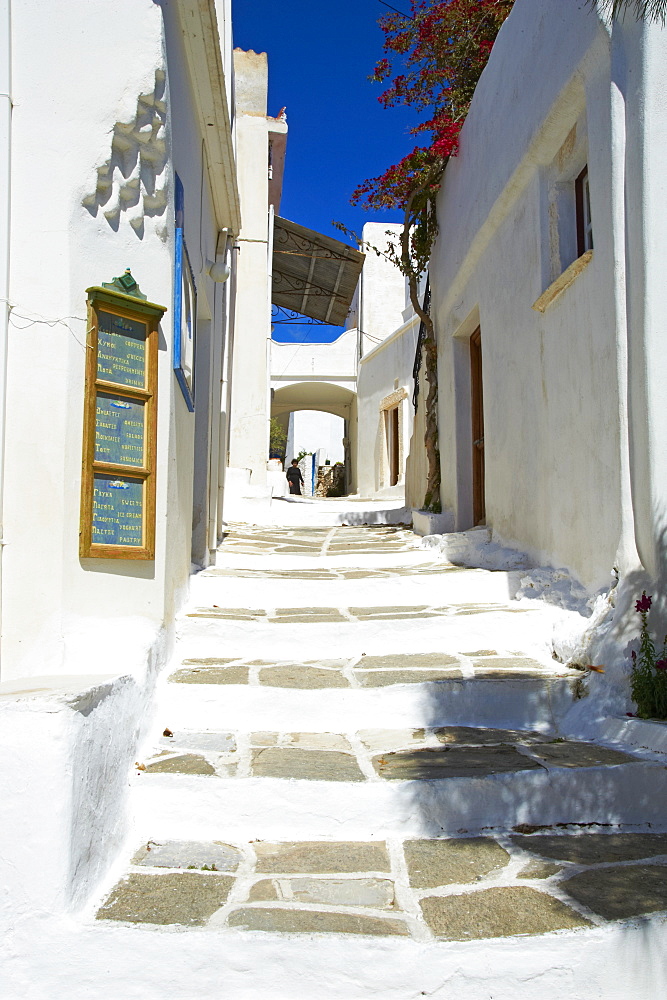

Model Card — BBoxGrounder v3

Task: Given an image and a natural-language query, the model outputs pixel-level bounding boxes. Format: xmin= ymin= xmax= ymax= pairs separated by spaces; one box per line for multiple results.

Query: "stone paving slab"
xmin=160 ymin=731 xmax=236 ymax=753
xmin=434 ymin=726 xmax=544 ymax=745
xmin=471 ymin=656 xmax=549 ymax=671
xmin=144 ymin=754 xmax=216 ymax=776
xmin=348 ymin=607 xmax=428 ymax=616
xmin=357 ymin=653 xmax=459 ymax=670
xmin=512 ymin=832 xmax=667 ymax=864
xmin=253 ymin=842 xmax=391 ymax=874
xmin=227 ymin=907 xmax=409 ymax=936
xmin=269 ymin=614 xmax=349 ymax=624
xmin=275 ymin=607 xmax=342 ymax=616
xmin=169 ymin=665 xmax=250 ymax=685
xmin=188 ymin=609 xmax=267 ymax=620
xmin=356 ymin=611 xmax=437 ymax=622
xmin=517 ymin=860 xmax=563 ymax=880
xmin=420 ymin=887 xmax=591 ymax=940
xmin=404 ymin=838 xmax=510 ymax=887
xmin=258 ymin=665 xmax=349 ymax=688
xmin=248 ymin=877 xmax=396 ymax=908
xmin=358 ymin=729 xmax=426 ymax=751
xmin=373 ymin=746 xmax=544 ymax=780
xmin=131 ymin=840 xmax=241 ymax=871
xmin=282 ymin=733 xmax=352 ymax=751
xmin=562 ymin=864 xmax=667 ymax=919
xmin=182 ymin=657 xmax=236 ymax=665
xmin=356 ymin=669 xmax=464 ymax=687
xmin=251 ymin=748 xmax=364 ymax=782
xmin=526 ymin=742 xmax=639 ymax=768
xmin=97 ymin=872 xmax=234 ymax=925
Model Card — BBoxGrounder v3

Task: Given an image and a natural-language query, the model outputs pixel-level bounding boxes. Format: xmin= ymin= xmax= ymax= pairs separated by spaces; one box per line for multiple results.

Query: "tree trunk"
xmin=401 ymin=194 xmax=441 ymax=511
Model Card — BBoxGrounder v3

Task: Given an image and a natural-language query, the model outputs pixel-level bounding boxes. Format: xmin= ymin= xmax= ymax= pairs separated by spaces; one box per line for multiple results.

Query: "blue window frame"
xmin=173 ymin=175 xmax=196 ymax=411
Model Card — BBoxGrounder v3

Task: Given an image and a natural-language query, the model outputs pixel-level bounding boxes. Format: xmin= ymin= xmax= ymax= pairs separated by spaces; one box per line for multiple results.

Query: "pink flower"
xmin=635 ymin=593 xmax=652 ymax=614
xmin=656 ymin=660 xmax=667 ymax=672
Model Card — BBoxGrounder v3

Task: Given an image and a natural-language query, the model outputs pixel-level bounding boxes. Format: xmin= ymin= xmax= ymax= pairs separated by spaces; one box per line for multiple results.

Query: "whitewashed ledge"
xmin=0 ymin=672 xmax=151 ymax=920
xmin=411 ymin=509 xmax=455 ymax=536
xmin=591 ymin=715 xmax=667 ymax=755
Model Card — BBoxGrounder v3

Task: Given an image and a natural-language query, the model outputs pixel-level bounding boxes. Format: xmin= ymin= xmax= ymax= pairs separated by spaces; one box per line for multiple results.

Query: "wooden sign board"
xmin=80 ymin=275 xmax=166 ymax=559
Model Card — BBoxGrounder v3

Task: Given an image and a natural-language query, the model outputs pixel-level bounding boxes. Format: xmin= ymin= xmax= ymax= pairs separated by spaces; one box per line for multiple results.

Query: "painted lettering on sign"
xmin=92 ymin=474 xmax=144 ymax=546
xmin=97 ymin=310 xmax=147 ymax=388
xmin=94 ymin=393 xmax=145 ymax=466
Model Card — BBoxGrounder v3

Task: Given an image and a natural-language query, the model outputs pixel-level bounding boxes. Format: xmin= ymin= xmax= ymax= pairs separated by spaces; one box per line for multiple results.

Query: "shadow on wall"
xmin=82 ymin=69 xmax=168 ymax=238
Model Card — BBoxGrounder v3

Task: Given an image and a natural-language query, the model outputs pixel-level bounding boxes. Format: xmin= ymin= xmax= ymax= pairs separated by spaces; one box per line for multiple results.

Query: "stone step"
xmin=160 ymin=652 xmax=580 ymax=732
xmin=130 ymin=727 xmax=666 ymax=840
xmin=174 ymin=597 xmax=561 ymax=664
xmin=94 ymin=832 xmax=667 ymax=975
xmin=192 ymin=563 xmax=516 ymax=608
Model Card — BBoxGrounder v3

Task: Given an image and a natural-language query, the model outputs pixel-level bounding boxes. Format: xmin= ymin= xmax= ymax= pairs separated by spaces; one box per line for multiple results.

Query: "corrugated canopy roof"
xmin=271 ymin=217 xmax=365 ymax=326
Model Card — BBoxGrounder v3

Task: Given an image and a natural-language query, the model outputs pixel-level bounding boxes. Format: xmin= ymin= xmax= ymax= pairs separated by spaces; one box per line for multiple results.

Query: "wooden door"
xmin=390 ymin=406 xmax=399 ymax=486
xmin=470 ymin=327 xmax=485 ymax=525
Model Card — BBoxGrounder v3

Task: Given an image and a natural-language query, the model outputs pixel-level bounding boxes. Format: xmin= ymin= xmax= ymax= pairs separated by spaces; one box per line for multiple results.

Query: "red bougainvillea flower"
xmin=635 ymin=593 xmax=652 ymax=614
xmin=353 ymin=0 xmax=515 ymax=212
xmin=655 ymin=660 xmax=667 ymax=671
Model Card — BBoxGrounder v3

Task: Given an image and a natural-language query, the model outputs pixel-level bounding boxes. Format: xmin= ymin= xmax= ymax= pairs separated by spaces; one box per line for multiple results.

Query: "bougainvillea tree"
xmin=349 ymin=0 xmax=515 ymax=510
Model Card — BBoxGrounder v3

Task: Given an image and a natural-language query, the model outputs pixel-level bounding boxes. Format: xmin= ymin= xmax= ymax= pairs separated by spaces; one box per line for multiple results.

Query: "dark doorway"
xmin=470 ymin=327 xmax=485 ymax=525
xmin=386 ymin=406 xmax=399 ymax=487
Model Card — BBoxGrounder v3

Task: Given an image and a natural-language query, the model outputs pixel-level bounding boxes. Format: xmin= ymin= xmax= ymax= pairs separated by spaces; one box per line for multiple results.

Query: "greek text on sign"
xmin=94 ymin=393 xmax=145 ymax=466
xmin=92 ymin=474 xmax=144 ymax=547
xmin=97 ymin=310 xmax=147 ymax=388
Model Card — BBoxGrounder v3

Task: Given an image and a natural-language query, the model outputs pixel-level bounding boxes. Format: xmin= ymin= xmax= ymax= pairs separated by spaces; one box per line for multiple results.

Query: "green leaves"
xmin=593 ymin=0 xmax=667 ymax=23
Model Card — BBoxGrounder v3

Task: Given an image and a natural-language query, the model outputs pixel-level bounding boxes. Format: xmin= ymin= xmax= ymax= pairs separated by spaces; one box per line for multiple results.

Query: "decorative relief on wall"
xmin=379 ymin=387 xmax=408 ymax=411
xmin=83 ymin=69 xmax=168 ymax=238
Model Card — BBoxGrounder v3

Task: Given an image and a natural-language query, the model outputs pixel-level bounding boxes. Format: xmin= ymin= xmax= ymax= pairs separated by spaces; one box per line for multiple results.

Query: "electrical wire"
xmin=5 ymin=301 xmax=89 ymax=350
xmin=376 ymin=0 xmax=412 ymax=17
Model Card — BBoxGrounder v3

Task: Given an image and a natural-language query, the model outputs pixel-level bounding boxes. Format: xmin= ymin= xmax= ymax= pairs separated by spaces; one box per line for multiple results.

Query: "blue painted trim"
xmin=173 ymin=175 xmax=196 ymax=412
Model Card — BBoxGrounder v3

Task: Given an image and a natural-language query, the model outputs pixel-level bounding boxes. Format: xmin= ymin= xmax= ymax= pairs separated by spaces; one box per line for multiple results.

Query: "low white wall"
xmin=0 ymin=661 xmax=160 ymax=921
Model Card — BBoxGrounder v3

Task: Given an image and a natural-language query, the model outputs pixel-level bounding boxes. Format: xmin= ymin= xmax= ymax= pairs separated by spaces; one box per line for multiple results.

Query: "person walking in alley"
xmin=286 ymin=459 xmax=304 ymax=495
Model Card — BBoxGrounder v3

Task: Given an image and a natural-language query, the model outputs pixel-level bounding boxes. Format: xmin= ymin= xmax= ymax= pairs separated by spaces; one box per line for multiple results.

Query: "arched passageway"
xmin=271 ymin=382 xmax=358 ymax=494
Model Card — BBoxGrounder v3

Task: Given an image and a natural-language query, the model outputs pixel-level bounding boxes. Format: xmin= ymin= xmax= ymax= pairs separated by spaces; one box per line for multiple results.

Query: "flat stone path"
xmin=99 ymin=524 xmax=667 ymax=949
xmin=98 ymin=830 xmax=667 ymax=939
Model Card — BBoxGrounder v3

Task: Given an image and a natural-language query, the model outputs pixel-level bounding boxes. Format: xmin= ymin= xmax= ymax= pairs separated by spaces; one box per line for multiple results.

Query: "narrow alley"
xmin=87 ymin=517 xmax=667 ymax=999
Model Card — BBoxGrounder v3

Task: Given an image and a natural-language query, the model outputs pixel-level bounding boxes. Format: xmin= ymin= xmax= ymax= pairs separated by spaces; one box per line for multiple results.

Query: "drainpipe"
xmin=266 ymin=203 xmax=275 ymax=467
xmin=0 ymin=0 xmax=12 ymax=680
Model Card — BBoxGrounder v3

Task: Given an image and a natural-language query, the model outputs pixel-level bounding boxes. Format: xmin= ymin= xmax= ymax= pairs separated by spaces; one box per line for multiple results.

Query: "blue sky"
xmin=232 ymin=0 xmax=418 ymax=341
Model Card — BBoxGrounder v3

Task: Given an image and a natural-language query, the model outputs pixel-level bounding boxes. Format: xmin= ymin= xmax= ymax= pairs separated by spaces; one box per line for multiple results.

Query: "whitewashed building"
xmin=0 ymin=0 xmax=247 ymax=923
xmin=355 ymin=224 xmax=422 ymax=500
xmin=423 ymin=0 xmax=667 ymax=598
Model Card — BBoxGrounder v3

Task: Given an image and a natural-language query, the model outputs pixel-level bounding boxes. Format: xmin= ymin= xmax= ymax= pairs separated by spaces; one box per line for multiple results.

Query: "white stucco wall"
xmin=226 ymin=49 xmax=287 ymax=499
xmin=427 ymin=0 xmax=645 ymax=593
xmin=359 ymin=223 xmax=406 ymax=350
xmin=271 ymin=328 xmax=358 ymax=384
xmin=3 ymin=0 xmax=235 ymax=679
xmin=357 ymin=318 xmax=419 ymax=498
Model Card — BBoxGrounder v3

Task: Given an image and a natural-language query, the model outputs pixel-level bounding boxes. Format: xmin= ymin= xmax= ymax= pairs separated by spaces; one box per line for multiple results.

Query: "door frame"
xmin=470 ymin=326 xmax=485 ymax=525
